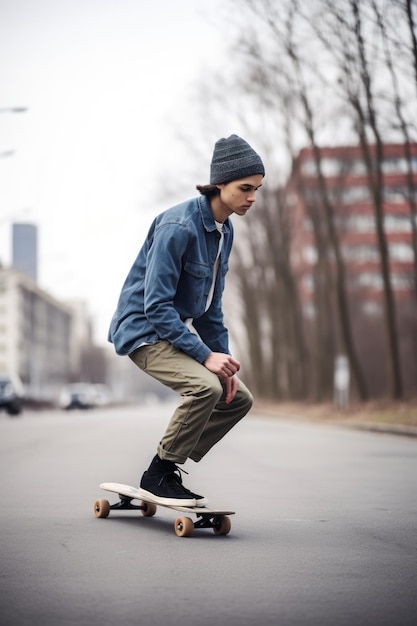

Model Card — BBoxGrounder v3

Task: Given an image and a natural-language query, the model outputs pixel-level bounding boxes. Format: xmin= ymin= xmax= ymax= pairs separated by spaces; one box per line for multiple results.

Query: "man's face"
xmin=217 ymin=175 xmax=263 ymax=218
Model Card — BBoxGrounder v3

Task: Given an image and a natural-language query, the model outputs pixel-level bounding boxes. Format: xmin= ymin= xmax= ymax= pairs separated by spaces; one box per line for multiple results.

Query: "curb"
xmin=338 ymin=421 xmax=417 ymax=438
xmin=253 ymin=407 xmax=417 ymax=438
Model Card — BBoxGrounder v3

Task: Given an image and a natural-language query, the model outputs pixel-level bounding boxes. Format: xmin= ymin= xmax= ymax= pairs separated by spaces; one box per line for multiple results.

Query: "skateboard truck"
xmin=103 ymin=494 xmax=148 ymax=513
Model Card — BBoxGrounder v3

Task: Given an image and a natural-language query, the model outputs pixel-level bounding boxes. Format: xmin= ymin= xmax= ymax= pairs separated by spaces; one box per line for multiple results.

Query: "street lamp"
xmin=0 ymin=106 xmax=28 ymax=158
xmin=0 ymin=149 xmax=15 ymax=159
xmin=0 ymin=107 xmax=28 ymax=113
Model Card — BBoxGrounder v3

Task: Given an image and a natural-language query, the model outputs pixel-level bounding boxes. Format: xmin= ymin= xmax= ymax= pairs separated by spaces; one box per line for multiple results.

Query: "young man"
xmin=108 ymin=134 xmax=265 ymax=507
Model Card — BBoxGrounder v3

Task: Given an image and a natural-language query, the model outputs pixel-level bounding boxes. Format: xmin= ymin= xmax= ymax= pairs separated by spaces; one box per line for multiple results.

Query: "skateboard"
xmin=94 ymin=482 xmax=235 ymax=537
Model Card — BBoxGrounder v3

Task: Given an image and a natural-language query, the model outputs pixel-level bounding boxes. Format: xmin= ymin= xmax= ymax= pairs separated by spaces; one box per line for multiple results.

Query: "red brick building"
xmin=286 ymin=142 xmax=417 ymax=396
xmin=288 ymin=142 xmax=417 ymax=316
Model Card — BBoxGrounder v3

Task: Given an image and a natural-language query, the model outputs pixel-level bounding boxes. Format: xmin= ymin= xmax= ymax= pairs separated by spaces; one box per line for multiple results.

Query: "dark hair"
xmin=196 ymin=184 xmax=220 ymax=198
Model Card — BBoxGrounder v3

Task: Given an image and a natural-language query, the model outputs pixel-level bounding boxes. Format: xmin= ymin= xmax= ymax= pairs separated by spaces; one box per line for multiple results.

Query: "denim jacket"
xmin=108 ymin=195 xmax=233 ymax=363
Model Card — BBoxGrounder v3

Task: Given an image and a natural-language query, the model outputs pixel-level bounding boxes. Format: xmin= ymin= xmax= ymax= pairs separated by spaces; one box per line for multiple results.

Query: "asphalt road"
xmin=1 ymin=402 xmax=416 ymax=626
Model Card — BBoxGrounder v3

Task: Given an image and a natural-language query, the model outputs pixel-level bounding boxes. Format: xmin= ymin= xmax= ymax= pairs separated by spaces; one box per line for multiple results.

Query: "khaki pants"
xmin=129 ymin=341 xmax=253 ymax=464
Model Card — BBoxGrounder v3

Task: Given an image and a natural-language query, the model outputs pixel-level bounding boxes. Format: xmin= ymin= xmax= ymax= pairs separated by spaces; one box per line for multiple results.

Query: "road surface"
xmin=1 ymin=402 xmax=416 ymax=625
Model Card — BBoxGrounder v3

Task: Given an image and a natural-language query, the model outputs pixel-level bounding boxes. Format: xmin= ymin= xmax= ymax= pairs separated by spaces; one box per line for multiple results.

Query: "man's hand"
xmin=204 ymin=352 xmax=240 ymax=378
xmin=223 ymin=374 xmax=240 ymax=404
xmin=204 ymin=352 xmax=241 ymax=404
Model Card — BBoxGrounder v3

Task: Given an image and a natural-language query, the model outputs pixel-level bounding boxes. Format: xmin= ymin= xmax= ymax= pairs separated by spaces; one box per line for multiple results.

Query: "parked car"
xmin=90 ymin=384 xmax=112 ymax=407
xmin=0 ymin=374 xmax=24 ymax=416
xmin=59 ymin=383 xmax=96 ymax=410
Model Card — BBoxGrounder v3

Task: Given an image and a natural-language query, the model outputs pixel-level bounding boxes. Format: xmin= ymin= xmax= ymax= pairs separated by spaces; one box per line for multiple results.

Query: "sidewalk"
xmin=254 ymin=400 xmax=417 ymax=438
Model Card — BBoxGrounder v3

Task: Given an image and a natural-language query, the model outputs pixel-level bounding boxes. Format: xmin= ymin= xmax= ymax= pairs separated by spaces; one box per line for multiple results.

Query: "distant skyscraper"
xmin=12 ymin=222 xmax=38 ymax=281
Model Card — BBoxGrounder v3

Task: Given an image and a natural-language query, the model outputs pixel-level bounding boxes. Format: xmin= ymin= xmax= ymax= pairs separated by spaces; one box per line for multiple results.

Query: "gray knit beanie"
xmin=210 ymin=134 xmax=265 ymax=184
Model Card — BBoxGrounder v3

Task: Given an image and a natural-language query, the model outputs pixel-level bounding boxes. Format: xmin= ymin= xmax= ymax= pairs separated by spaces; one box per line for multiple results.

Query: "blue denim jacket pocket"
xmin=177 ymin=260 xmax=211 ymax=317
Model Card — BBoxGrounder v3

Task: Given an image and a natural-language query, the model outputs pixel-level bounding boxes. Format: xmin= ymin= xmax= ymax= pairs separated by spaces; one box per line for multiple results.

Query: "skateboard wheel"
xmin=94 ymin=499 xmax=110 ymax=518
xmin=174 ymin=516 xmax=194 ymax=537
xmin=212 ymin=515 xmax=231 ymax=536
xmin=141 ymin=501 xmax=157 ymax=517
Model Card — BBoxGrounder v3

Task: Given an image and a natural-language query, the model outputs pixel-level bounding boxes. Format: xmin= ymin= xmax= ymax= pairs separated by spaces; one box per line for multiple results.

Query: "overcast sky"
xmin=0 ymin=0 xmax=246 ymax=345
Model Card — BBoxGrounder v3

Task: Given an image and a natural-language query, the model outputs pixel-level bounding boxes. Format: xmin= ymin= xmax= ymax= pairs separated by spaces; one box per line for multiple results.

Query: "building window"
xmin=341 ymin=215 xmax=375 ymax=232
xmin=303 ymin=303 xmax=316 ymax=318
xmin=303 ymin=274 xmax=315 ymax=290
xmin=303 ymin=217 xmax=314 ymax=231
xmin=302 ymin=155 xmax=417 ymax=178
xmin=362 ymin=301 xmax=383 ymax=316
xmin=303 ymin=246 xmax=318 ymax=263
xmin=384 ymin=186 xmax=408 ymax=202
xmin=340 ymin=186 xmax=371 ymax=204
xmin=343 ymin=245 xmax=380 ymax=262
xmin=382 ymin=157 xmax=417 ymax=174
xmin=391 ymin=273 xmax=414 ymax=289
xmin=389 ymin=243 xmax=414 ymax=262
xmin=355 ymin=273 xmax=384 ymax=289
xmin=384 ymin=215 xmax=412 ymax=233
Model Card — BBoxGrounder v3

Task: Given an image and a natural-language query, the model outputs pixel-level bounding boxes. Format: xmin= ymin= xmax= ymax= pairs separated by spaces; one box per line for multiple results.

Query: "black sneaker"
xmin=171 ymin=474 xmax=208 ymax=507
xmin=139 ymin=468 xmax=197 ymax=507
xmin=185 ymin=490 xmax=208 ymax=508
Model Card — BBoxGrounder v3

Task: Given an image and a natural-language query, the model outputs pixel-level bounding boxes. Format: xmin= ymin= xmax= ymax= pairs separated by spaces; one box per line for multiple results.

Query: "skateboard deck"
xmin=94 ymin=482 xmax=235 ymax=537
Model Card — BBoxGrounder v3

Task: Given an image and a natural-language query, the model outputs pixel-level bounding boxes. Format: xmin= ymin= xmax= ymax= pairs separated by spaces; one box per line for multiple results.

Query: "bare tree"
xmin=374 ymin=0 xmax=417 ymax=299
xmin=167 ymin=0 xmax=417 ymax=400
xmin=303 ymin=0 xmax=404 ymax=398
xmin=351 ymin=0 xmax=403 ymax=398
xmin=229 ymin=0 xmax=369 ymax=399
xmin=403 ymin=0 xmax=417 ymax=95
xmin=229 ymin=181 xmax=309 ymax=400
